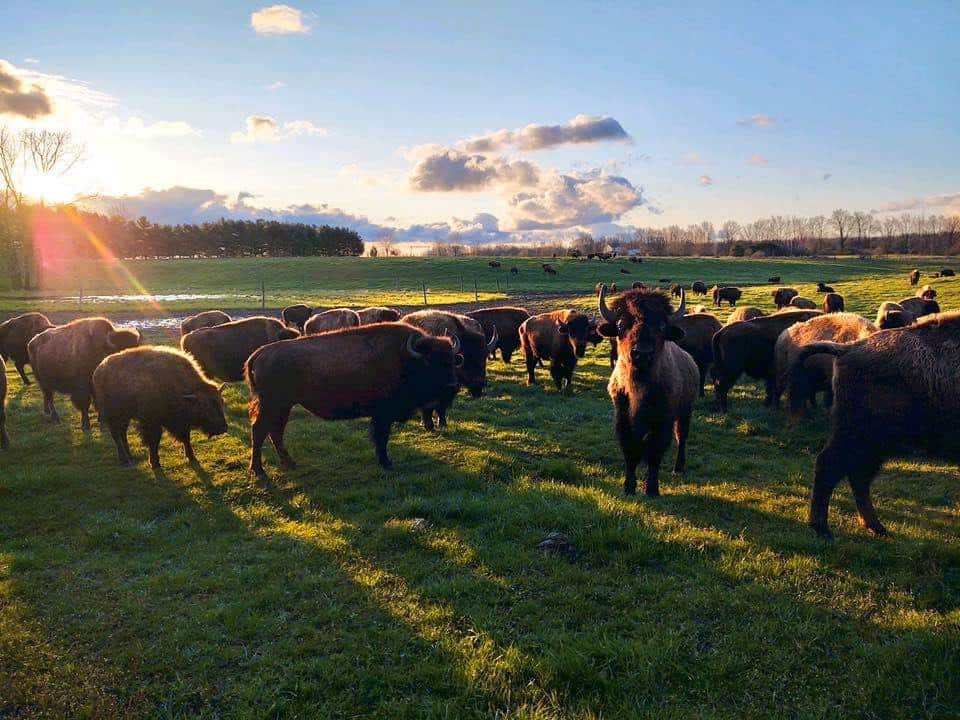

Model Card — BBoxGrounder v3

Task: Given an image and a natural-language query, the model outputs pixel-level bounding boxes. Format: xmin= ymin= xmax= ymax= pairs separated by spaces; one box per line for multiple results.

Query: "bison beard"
xmin=598 ymin=285 xmax=699 ymax=496
xmin=244 ymin=323 xmax=461 ymax=479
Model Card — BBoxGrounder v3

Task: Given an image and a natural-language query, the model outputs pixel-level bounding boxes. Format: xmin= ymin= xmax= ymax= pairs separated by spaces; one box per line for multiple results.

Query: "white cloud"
xmin=408 ymin=148 xmax=539 ymax=191
xmin=230 ymin=115 xmax=326 ymax=143
xmin=699 ymin=175 xmax=713 ymax=186
xmin=872 ymin=192 xmax=960 ymax=214
xmin=461 ymin=114 xmax=631 ymax=153
xmin=505 ymin=171 xmax=645 ymax=230
xmin=267 ymin=81 xmax=286 ymax=91
xmin=23 ymin=58 xmax=39 ymax=65
xmin=0 ymin=59 xmax=53 ymax=119
xmin=737 ymin=114 xmax=777 ymax=128
xmin=251 ymin=5 xmax=310 ymax=35
xmin=114 ymin=116 xmax=199 ymax=139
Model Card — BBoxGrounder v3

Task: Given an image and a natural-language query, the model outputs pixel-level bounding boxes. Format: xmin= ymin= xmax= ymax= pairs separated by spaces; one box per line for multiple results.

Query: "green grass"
xmin=1 ymin=256 xmax=959 ymax=718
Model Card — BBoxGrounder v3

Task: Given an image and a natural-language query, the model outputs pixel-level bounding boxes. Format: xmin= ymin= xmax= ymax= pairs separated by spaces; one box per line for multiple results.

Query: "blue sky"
xmin=3 ymin=1 xmax=958 ymax=243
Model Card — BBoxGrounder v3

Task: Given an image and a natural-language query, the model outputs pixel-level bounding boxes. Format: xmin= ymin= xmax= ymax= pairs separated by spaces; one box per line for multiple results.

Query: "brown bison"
xmin=712 ymin=286 xmax=742 ymax=307
xmin=726 ymin=306 xmax=766 ymax=324
xmin=0 ymin=358 xmax=7 ymax=449
xmin=691 ymin=281 xmax=708 ymax=296
xmin=802 ymin=311 xmax=960 ymax=538
xmin=822 ymin=293 xmax=845 ymax=313
xmin=941 ymin=268 xmax=955 ymax=277
xmin=488 ymin=260 xmax=501 ymax=268
xmin=281 ymin=304 xmax=313 ymax=332
xmin=669 ymin=283 xmax=682 ymax=298
xmin=403 ymin=310 xmax=496 ymax=429
xmin=181 ymin=317 xmax=299 ymax=382
xmin=245 ymin=323 xmax=461 ymax=477
xmin=631 ymin=281 xmax=646 ymax=290
xmin=0 ymin=312 xmax=55 ymax=384
xmin=711 ymin=309 xmax=821 ymax=411
xmin=816 ymin=281 xmax=835 ymax=293
xmin=620 ymin=268 xmax=631 ymax=274
xmin=768 ymin=275 xmax=781 ymax=283
xmin=917 ymin=284 xmax=937 ymax=300
xmin=789 ymin=296 xmax=817 ymax=310
xmin=519 ymin=310 xmax=593 ymax=390
xmin=357 ymin=306 xmax=401 ymax=324
xmin=510 ymin=266 xmax=519 ymax=274
xmin=542 ymin=264 xmax=558 ymax=276
xmin=875 ymin=301 xmax=912 ymax=330
xmin=304 ymin=308 xmax=361 ymax=335
xmin=898 ymin=296 xmax=940 ymax=319
xmin=92 ymin=346 xmax=228 ymax=471
xmin=180 ymin=310 xmax=230 ymax=336
xmin=772 ymin=287 xmax=799 ymax=309
xmin=909 ymin=269 xmax=920 ymax=286
xmin=466 ymin=307 xmax=530 ymax=364
xmin=598 ymin=286 xmax=698 ymax=495
xmin=774 ymin=312 xmax=876 ymax=412
xmin=27 ymin=318 xmax=141 ymax=429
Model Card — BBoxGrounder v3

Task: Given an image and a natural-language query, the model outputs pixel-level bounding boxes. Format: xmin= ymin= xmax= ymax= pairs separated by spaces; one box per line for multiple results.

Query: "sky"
xmin=3 ymin=0 xmax=959 ymax=245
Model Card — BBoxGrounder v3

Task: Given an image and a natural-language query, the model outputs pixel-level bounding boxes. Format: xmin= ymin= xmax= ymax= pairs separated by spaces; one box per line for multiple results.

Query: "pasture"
xmin=1 ymin=256 xmax=958 ymax=718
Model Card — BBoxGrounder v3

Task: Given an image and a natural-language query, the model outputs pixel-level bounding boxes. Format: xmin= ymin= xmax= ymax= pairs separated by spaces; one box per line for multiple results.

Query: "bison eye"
xmin=453 ymin=354 xmax=464 ymax=367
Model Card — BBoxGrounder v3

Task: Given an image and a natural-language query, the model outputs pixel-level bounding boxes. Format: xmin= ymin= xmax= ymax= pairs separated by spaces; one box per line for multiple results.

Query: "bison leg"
xmin=644 ymin=430 xmax=671 ymax=497
xmin=524 ymin=353 xmax=538 ymax=385
xmin=15 ymin=361 xmax=30 ymax=385
xmin=549 ymin=361 xmax=566 ymax=391
xmin=180 ymin=434 xmax=197 ymax=464
xmin=250 ymin=416 xmax=272 ymax=481
xmin=436 ymin=405 xmax=448 ymax=429
xmin=269 ymin=407 xmax=297 ymax=469
xmin=501 ymin=348 xmax=513 ymax=364
xmin=614 ymin=403 xmax=639 ymax=495
xmin=420 ymin=408 xmax=436 ymax=432
xmin=714 ymin=373 xmax=734 ymax=413
xmin=673 ymin=413 xmax=691 ymax=474
xmin=106 ymin=417 xmax=133 ymax=466
xmin=71 ymin=390 xmax=92 ymax=431
xmin=369 ymin=415 xmax=393 ymax=469
xmin=762 ymin=375 xmax=777 ymax=408
xmin=42 ymin=387 xmax=60 ymax=423
xmin=696 ymin=362 xmax=708 ymax=398
xmin=849 ymin=461 xmax=886 ymax=535
xmin=0 ymin=409 xmax=7 ymax=450
xmin=809 ymin=442 xmax=846 ymax=539
xmin=139 ymin=423 xmax=164 ymax=471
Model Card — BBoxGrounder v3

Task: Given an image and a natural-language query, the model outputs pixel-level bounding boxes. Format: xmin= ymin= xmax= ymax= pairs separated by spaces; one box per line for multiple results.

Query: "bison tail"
xmin=793 ymin=341 xmax=852 ymax=366
xmin=711 ymin=330 xmax=723 ymax=371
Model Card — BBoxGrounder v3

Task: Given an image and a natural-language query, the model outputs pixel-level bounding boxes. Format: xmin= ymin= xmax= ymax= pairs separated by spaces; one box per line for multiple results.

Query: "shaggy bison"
xmin=941 ymin=268 xmax=955 ymax=277
xmin=712 ymin=286 xmax=742 ymax=307
xmin=875 ymin=301 xmax=912 ymax=330
xmin=726 ymin=306 xmax=766 ymax=324
xmin=488 ymin=260 xmax=501 ymax=268
xmin=909 ymin=269 xmax=920 ymax=286
xmin=542 ymin=264 xmax=558 ymax=276
xmin=816 ymin=281 xmax=835 ymax=293
xmin=510 ymin=267 xmax=519 ymax=275
xmin=772 ymin=287 xmax=799 ymax=309
xmin=822 ymin=293 xmax=845 ymax=313
xmin=357 ymin=306 xmax=401 ymax=324
xmin=803 ymin=312 xmax=960 ymax=538
xmin=181 ymin=317 xmax=299 ymax=382
xmin=92 ymin=346 xmax=228 ymax=471
xmin=281 ymin=304 xmax=313 ymax=332
xmin=917 ymin=284 xmax=937 ymax=300
xmin=519 ymin=310 xmax=593 ymax=390
xmin=691 ymin=281 xmax=708 ymax=296
xmin=711 ymin=309 xmax=821 ymax=411
xmin=789 ymin=296 xmax=817 ymax=310
xmin=774 ymin=312 xmax=876 ymax=411
xmin=0 ymin=358 xmax=7 ymax=449
xmin=28 ymin=318 xmax=141 ymax=429
xmin=670 ymin=284 xmax=682 ymax=298
xmin=598 ymin=286 xmax=698 ymax=495
xmin=304 ymin=308 xmax=361 ymax=334
xmin=898 ymin=296 xmax=940 ymax=319
xmin=180 ymin=310 xmax=230 ymax=336
xmin=466 ymin=307 xmax=530 ymax=364
xmin=0 ymin=312 xmax=54 ymax=384
xmin=245 ymin=323 xmax=461 ymax=477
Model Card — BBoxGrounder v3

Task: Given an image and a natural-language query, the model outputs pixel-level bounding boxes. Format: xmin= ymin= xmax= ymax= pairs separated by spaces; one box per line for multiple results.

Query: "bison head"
xmin=185 ymin=384 xmax=229 ymax=438
xmin=455 ymin=328 xmax=496 ymax=398
xmin=557 ymin=312 xmax=593 ymax=358
xmin=403 ymin=332 xmax=462 ymax=400
xmin=107 ymin=328 xmax=141 ymax=352
xmin=598 ymin=285 xmax=685 ymax=371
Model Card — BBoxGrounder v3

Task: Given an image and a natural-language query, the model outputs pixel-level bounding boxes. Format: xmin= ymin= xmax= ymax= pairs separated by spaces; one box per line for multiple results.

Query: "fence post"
xmin=474 ymin=279 xmax=479 ymax=302
xmin=261 ymin=279 xmax=266 ymax=309
xmin=78 ymin=280 xmax=83 ymax=310
xmin=460 ymin=274 xmax=464 ymax=293
xmin=496 ymin=278 xmax=500 ymax=293
xmin=422 ymin=282 xmax=428 ymax=305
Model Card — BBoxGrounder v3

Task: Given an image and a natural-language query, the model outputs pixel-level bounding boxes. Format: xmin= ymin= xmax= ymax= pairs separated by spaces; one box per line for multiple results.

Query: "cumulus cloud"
xmin=737 ymin=114 xmax=777 ymax=128
xmin=267 ymin=81 xmax=286 ymax=91
xmin=0 ymin=60 xmax=53 ymax=119
xmin=505 ymin=171 xmax=645 ymax=231
xmin=230 ymin=115 xmax=326 ymax=143
xmin=747 ymin=154 xmax=768 ymax=166
xmin=251 ymin=4 xmax=310 ymax=35
xmin=872 ymin=192 xmax=960 ymax=214
xmin=699 ymin=175 xmax=713 ymax=186
xmin=111 ymin=116 xmax=199 ymax=139
xmin=409 ymin=148 xmax=539 ymax=191
xmin=461 ymin=114 xmax=631 ymax=153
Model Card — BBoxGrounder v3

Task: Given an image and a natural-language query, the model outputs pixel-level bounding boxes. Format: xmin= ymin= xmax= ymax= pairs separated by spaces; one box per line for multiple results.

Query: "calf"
xmin=0 ymin=312 xmax=54 ymax=384
xmin=180 ymin=310 xmax=230 ymax=336
xmin=181 ymin=317 xmax=299 ymax=382
xmin=726 ymin=306 xmax=766 ymax=324
xmin=816 ymin=281 xmax=835 ymax=293
xmin=519 ymin=310 xmax=593 ymax=391
xmin=909 ymin=269 xmax=920 ymax=286
xmin=691 ymin=281 xmax=708 ymax=296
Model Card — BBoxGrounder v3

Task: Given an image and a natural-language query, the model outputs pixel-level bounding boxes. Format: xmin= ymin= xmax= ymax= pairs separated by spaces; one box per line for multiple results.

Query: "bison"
xmin=357 ymin=306 xmax=401 ymax=324
xmin=670 ymin=284 xmax=682 ymax=298
xmin=0 ymin=312 xmax=54 ymax=384
xmin=519 ymin=310 xmax=593 ymax=391
xmin=488 ymin=260 xmax=501 ymax=268
xmin=823 ymin=293 xmax=845 ymax=313
xmin=543 ymin=265 xmax=558 ymax=276
xmin=245 ymin=323 xmax=461 ymax=477
xmin=941 ymin=268 xmax=955 ymax=277
xmin=909 ymin=269 xmax=920 ymax=286
xmin=816 ymin=281 xmax=835 ymax=293
xmin=620 ymin=268 xmax=631 ymax=274
xmin=597 ymin=285 xmax=698 ymax=496
xmin=802 ymin=311 xmax=960 ymax=538
xmin=304 ymin=308 xmax=361 ymax=335
xmin=917 ymin=284 xmax=937 ymax=300
xmin=0 ymin=358 xmax=7 ymax=449
xmin=875 ymin=301 xmax=912 ymax=330
xmin=281 ymin=304 xmax=314 ymax=332
xmin=510 ymin=267 xmax=519 ymax=275
xmin=772 ymin=287 xmax=799 ymax=310
xmin=466 ymin=307 xmax=530 ymax=364
xmin=712 ymin=286 xmax=742 ymax=307
xmin=403 ymin=310 xmax=497 ymax=429
xmin=632 ymin=282 xmax=646 ymax=290
xmin=181 ymin=316 xmax=299 ymax=382
xmin=691 ymin=281 xmax=708 ymax=296
xmin=898 ymin=296 xmax=940 ymax=319
xmin=789 ymin=296 xmax=817 ymax=310
xmin=92 ymin=346 xmax=228 ymax=471
xmin=27 ymin=317 xmax=141 ymax=429
xmin=180 ymin=310 xmax=230 ymax=336
xmin=774 ymin=312 xmax=876 ymax=412
xmin=768 ymin=276 xmax=781 ymax=283
xmin=726 ymin=306 xmax=766 ymax=324
xmin=711 ymin=309 xmax=821 ymax=411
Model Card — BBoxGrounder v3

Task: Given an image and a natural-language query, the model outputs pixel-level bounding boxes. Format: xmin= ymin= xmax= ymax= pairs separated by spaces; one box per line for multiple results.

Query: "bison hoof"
xmin=809 ymin=522 xmax=834 ymax=540
xmin=863 ymin=520 xmax=888 ymax=536
xmin=623 ymin=482 xmax=637 ymax=495
xmin=278 ymin=456 xmax=298 ymax=469
xmin=251 ymin=466 xmax=271 ymax=482
xmin=645 ymin=488 xmax=660 ymax=498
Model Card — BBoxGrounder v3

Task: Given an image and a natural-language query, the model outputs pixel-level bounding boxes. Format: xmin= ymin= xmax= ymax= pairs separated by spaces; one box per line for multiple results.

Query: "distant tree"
xmin=830 ymin=209 xmax=852 ymax=253
xmin=369 ymin=245 xmax=378 ymax=257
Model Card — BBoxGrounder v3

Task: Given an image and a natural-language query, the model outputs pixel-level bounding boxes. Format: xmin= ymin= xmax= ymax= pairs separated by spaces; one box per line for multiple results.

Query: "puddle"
xmin=116 ymin=317 xmax=183 ymax=331
xmin=65 ymin=293 xmax=257 ymax=302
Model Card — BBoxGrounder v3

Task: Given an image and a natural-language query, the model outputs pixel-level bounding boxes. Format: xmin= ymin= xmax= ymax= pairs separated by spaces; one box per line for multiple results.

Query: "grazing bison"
xmin=823 ymin=293 xmax=845 ymax=313
xmin=245 ymin=323 xmax=461 ymax=477
xmin=466 ymin=307 xmax=530 ymax=364
xmin=772 ymin=287 xmax=799 ymax=310
xmin=669 ymin=283 xmax=682 ymax=298
xmin=712 ymin=286 xmax=742 ymax=307
xmin=28 ymin=318 xmax=141 ymax=429
xmin=180 ymin=310 xmax=230 ymax=336
xmin=941 ymin=268 xmax=955 ymax=277
xmin=510 ymin=266 xmax=519 ymax=275
xmin=620 ymin=268 xmax=631 ymax=274
xmin=875 ymin=301 xmax=912 ymax=330
xmin=0 ymin=312 xmax=54 ymax=384
xmin=917 ymin=284 xmax=937 ymax=300
xmin=282 ymin=304 xmax=313 ymax=332
xmin=488 ymin=260 xmax=501 ymax=268
xmin=711 ymin=309 xmax=821 ymax=411
xmin=357 ymin=306 xmax=401 ymax=324
xmin=774 ymin=312 xmax=876 ymax=412
xmin=691 ymin=281 xmax=708 ymax=296
xmin=726 ymin=306 xmax=766 ymax=324
xmin=789 ymin=296 xmax=817 ymax=310
xmin=802 ymin=311 xmax=960 ymax=538
xmin=898 ymin=296 xmax=940 ymax=319
xmin=597 ymin=286 xmax=698 ymax=495
xmin=909 ymin=269 xmax=920 ymax=286
xmin=0 ymin=358 xmax=7 ymax=449
xmin=92 ymin=346 xmax=228 ymax=471
xmin=768 ymin=276 xmax=781 ymax=284
xmin=816 ymin=281 xmax=835 ymax=293
xmin=658 ymin=278 xmax=671 ymax=283
xmin=543 ymin=265 xmax=558 ymax=276
xmin=519 ymin=309 xmax=593 ymax=391
xmin=181 ymin=317 xmax=299 ymax=382
xmin=403 ymin=310 xmax=496 ymax=429
xmin=304 ymin=308 xmax=361 ymax=335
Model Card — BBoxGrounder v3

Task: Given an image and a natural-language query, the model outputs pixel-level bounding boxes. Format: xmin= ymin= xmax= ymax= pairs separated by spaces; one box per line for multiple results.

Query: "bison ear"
xmin=665 ymin=325 xmax=685 ymax=342
xmin=556 ymin=322 xmax=569 ymax=335
xmin=597 ymin=322 xmax=618 ymax=337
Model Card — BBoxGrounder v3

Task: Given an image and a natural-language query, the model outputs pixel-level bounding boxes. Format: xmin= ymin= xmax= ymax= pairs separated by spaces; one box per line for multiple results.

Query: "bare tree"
xmin=829 ymin=209 xmax=852 ymax=253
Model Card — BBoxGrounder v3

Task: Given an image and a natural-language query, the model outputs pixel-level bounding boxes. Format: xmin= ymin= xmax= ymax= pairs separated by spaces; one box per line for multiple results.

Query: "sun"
xmin=22 ymin=171 xmax=79 ymax=205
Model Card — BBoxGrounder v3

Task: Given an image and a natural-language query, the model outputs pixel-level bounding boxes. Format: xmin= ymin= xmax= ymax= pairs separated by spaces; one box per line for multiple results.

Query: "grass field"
xmin=1 ymin=256 xmax=958 ymax=718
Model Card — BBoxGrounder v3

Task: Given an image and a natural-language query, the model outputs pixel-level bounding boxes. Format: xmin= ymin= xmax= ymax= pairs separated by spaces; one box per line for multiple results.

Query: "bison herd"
xmin=0 ymin=266 xmax=957 ymax=540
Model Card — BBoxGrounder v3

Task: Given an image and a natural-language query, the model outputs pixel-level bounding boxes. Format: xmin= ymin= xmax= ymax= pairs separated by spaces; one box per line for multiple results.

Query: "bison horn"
xmin=486 ymin=326 xmax=498 ymax=353
xmin=671 ymin=288 xmax=686 ymax=321
xmin=598 ymin=283 xmax=617 ymax=323
xmin=449 ymin=333 xmax=461 ymax=355
xmin=405 ymin=333 xmax=425 ymax=360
